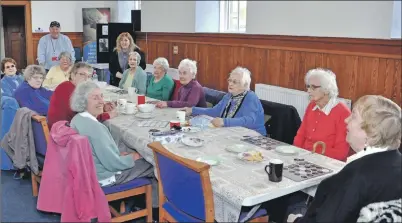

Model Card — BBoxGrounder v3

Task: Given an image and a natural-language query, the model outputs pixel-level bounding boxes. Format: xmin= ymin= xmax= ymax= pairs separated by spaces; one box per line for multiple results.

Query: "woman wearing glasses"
xmin=1 ymin=58 xmax=24 ymax=97
xmin=13 ymin=65 xmax=53 ymax=115
xmin=109 ymin=32 xmax=146 ymax=87
xmin=182 ymin=67 xmax=266 ymax=136
xmin=293 ymin=68 xmax=351 ymax=161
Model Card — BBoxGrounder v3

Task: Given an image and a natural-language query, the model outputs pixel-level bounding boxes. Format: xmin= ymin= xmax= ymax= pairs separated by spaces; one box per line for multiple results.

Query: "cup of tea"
xmin=176 ymin=111 xmax=186 ymax=124
xmin=118 ymin=99 xmax=127 ymax=112
xmin=265 ymin=159 xmax=283 ymax=182
xmin=138 ymin=95 xmax=145 ymax=105
xmin=170 ymin=120 xmax=181 ymax=129
xmin=125 ymin=103 xmax=136 ymax=114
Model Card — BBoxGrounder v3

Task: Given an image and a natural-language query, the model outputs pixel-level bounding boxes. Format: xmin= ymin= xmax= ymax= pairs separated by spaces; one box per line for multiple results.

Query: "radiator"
xmin=255 ymin=84 xmax=352 ymax=119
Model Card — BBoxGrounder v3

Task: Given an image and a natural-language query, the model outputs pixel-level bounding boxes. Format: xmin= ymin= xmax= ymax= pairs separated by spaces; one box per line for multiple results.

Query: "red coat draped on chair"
xmin=37 ymin=121 xmax=111 ymax=222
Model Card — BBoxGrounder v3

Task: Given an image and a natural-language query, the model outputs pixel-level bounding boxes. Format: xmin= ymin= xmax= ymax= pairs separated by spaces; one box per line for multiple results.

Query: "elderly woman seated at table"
xmin=183 ymin=67 xmax=266 ymax=136
xmin=156 ymin=58 xmax=206 ymax=108
xmin=70 ymin=81 xmax=158 ymax=205
xmin=1 ymin=57 xmax=24 ymax=97
xmin=146 ymin=57 xmax=174 ymax=101
xmin=14 ymin=65 xmax=53 ymax=115
xmin=118 ymin=51 xmax=147 ymax=94
xmin=287 ymin=95 xmax=402 ymax=223
xmin=293 ymin=68 xmax=351 ymax=161
xmin=47 ymin=62 xmax=116 ymax=130
xmin=42 ymin=51 xmax=73 ymax=89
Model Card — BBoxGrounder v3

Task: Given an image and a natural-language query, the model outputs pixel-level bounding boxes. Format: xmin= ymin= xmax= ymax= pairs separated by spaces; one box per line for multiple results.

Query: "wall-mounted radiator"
xmin=255 ymin=83 xmax=352 ymax=120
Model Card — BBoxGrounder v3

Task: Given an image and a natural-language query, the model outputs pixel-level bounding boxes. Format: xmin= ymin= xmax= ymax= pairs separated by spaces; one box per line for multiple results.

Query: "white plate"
xmin=181 ymin=127 xmax=201 ymax=133
xmin=196 ymin=157 xmax=220 ymax=166
xmin=275 ymin=145 xmax=299 ymax=155
xmin=182 ymin=137 xmax=204 ymax=147
xmin=135 ymin=113 xmax=155 ymax=119
xmin=225 ymin=144 xmax=250 ymax=153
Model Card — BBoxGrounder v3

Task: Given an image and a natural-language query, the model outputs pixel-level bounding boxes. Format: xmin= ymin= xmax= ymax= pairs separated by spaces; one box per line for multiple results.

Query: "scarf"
xmin=117 ymin=50 xmax=129 ymax=72
xmin=221 ymin=91 xmax=248 ymax=118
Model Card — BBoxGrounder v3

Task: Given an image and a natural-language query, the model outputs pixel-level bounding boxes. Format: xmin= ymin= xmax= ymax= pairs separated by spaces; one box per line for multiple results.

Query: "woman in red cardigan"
xmin=47 ymin=62 xmax=117 ymax=130
xmin=293 ymin=68 xmax=351 ymax=161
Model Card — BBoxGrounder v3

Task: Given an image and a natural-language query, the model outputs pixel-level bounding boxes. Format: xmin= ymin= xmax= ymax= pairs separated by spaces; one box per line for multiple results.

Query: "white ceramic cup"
xmin=125 ymin=103 xmax=136 ymax=114
xmin=118 ymin=99 xmax=127 ymax=112
xmin=128 ymin=87 xmax=137 ymax=97
xmin=176 ymin=111 xmax=186 ymax=123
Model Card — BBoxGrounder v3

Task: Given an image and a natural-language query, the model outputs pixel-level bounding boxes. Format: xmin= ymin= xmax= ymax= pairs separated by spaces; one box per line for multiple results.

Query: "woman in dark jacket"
xmin=109 ymin=32 xmax=146 ymax=87
xmin=288 ymin=95 xmax=402 ymax=223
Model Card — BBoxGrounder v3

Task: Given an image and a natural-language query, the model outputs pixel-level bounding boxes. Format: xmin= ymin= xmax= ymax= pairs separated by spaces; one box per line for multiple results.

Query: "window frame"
xmin=219 ymin=1 xmax=246 ymax=33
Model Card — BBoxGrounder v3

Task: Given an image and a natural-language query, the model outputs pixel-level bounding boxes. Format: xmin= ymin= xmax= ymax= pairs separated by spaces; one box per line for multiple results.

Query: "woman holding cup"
xmin=118 ymin=51 xmax=147 ymax=95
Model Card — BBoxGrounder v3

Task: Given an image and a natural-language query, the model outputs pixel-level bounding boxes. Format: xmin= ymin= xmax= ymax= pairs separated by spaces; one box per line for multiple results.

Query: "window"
xmin=219 ymin=1 xmax=247 ymax=33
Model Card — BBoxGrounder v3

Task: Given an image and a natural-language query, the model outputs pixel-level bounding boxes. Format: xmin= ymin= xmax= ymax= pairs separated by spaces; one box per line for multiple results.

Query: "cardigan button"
xmin=312 ymin=129 xmax=316 ymax=132
xmin=315 ymin=121 xmax=318 ymax=123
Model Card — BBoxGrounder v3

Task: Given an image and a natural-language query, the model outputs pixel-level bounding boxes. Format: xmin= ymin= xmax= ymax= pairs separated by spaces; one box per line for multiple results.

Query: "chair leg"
xmin=146 ymin=185 xmax=153 ymax=222
xmin=31 ymin=173 xmax=38 ymax=197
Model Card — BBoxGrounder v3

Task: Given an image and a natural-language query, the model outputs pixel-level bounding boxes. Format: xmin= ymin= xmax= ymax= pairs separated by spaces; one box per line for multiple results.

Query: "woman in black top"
xmin=288 ymin=95 xmax=402 ymax=223
xmin=109 ymin=32 xmax=146 ymax=87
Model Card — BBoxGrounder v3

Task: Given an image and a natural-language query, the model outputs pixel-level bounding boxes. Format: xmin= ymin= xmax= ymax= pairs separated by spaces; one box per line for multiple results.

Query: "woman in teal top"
xmin=146 ymin=57 xmax=174 ymax=101
xmin=118 ymin=51 xmax=147 ymax=95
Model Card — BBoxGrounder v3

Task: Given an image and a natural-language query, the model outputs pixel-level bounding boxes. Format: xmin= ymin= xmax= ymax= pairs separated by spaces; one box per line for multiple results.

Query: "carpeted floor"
xmin=1 ymin=170 xmax=60 ymax=222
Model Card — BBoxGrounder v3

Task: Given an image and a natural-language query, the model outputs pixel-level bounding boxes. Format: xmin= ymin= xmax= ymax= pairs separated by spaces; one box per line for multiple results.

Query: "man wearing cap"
xmin=37 ymin=21 xmax=76 ymax=71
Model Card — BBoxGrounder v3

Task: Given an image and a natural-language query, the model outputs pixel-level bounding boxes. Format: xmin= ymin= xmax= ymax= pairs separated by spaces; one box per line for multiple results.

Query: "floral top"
xmin=221 ymin=91 xmax=248 ymax=118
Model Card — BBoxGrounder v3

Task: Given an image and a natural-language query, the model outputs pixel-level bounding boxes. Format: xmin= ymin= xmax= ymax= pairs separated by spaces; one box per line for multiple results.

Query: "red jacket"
xmin=294 ymin=101 xmax=351 ymax=161
xmin=47 ymin=81 xmax=110 ymax=130
xmin=37 ymin=121 xmax=111 ymax=222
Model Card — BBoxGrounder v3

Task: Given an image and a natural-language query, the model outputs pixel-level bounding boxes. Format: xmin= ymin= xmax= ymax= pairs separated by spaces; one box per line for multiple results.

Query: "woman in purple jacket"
xmin=155 ymin=58 xmax=207 ymax=108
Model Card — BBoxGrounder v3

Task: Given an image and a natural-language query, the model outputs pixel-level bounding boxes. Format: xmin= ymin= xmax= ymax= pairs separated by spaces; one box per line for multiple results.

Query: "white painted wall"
xmin=141 ymin=1 xmax=196 ymax=33
xmin=246 ymin=1 xmax=394 ymax=39
xmin=31 ymin=1 xmax=119 ymax=32
xmin=391 ymin=0 xmax=401 ymax=38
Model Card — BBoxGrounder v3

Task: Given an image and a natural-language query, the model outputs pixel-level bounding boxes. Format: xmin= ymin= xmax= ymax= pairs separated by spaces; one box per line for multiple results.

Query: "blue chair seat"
xmin=102 ymin=177 xmax=152 ymax=195
xmin=163 ymin=201 xmax=203 ymax=222
xmin=239 ymin=208 xmax=267 ymax=221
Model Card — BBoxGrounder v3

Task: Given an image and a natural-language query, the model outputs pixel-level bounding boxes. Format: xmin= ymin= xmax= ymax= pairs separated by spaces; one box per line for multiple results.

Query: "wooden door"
xmin=3 ymin=6 xmax=26 ymax=69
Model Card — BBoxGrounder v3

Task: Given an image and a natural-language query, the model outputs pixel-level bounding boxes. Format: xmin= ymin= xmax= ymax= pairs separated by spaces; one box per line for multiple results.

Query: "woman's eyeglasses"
xmin=5 ymin=65 xmax=15 ymax=69
xmin=227 ymin=78 xmax=240 ymax=85
xmin=306 ymin=84 xmax=321 ymax=90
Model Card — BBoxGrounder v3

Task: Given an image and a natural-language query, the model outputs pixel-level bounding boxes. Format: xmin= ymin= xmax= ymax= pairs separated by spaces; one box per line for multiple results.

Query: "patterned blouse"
xmin=221 ymin=91 xmax=248 ymax=118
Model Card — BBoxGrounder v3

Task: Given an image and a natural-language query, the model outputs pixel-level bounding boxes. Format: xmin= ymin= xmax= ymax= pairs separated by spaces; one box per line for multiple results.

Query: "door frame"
xmin=1 ymin=0 xmax=33 ymax=65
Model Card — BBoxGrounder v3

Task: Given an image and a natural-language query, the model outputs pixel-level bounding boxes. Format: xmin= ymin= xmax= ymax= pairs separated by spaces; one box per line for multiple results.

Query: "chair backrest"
xmin=260 ymin=99 xmax=301 ymax=144
xmin=203 ymin=87 xmax=226 ymax=106
xmin=31 ymin=115 xmax=50 ymax=156
xmin=171 ymin=79 xmax=182 ymax=100
xmin=148 ymin=142 xmax=214 ymax=222
xmin=146 ymin=72 xmax=153 ymax=88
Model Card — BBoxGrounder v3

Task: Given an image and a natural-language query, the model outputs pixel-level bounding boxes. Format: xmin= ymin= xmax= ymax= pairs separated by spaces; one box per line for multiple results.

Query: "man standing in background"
xmin=37 ymin=21 xmax=75 ymax=72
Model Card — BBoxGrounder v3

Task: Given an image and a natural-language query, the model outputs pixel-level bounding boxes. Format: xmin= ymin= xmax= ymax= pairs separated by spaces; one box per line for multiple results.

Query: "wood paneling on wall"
xmin=31 ymin=32 xmax=83 ymax=63
xmin=136 ymin=33 xmax=401 ymax=105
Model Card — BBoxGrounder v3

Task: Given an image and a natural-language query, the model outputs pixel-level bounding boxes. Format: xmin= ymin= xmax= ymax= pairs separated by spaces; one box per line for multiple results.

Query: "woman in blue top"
xmin=118 ymin=51 xmax=147 ymax=95
xmin=1 ymin=58 xmax=24 ymax=97
xmin=14 ymin=65 xmax=53 ymax=115
xmin=183 ymin=67 xmax=266 ymax=135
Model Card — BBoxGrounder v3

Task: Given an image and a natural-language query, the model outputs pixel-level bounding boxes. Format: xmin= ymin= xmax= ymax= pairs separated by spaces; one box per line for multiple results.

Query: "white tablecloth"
xmin=102 ymin=89 xmax=345 ymax=222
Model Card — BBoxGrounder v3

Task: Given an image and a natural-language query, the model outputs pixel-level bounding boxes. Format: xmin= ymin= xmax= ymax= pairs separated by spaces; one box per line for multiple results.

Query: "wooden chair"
xmin=148 ymin=142 xmax=269 ymax=222
xmin=101 ymin=177 xmax=153 ymax=222
xmin=30 ymin=115 xmax=50 ymax=197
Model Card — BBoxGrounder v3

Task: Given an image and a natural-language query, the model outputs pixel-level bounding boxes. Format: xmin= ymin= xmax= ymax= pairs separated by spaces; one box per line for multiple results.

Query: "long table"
xmin=102 ymin=89 xmax=345 ymax=222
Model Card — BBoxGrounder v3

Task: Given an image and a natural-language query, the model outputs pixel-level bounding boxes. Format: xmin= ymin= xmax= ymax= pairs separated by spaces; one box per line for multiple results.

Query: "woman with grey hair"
xmin=43 ymin=51 xmax=73 ymax=89
xmin=288 ymin=95 xmax=401 ymax=223
xmin=146 ymin=57 xmax=174 ymax=101
xmin=182 ymin=66 xmax=266 ymax=135
xmin=69 ymin=81 xmax=158 ymax=208
xmin=156 ymin=58 xmax=207 ymax=108
xmin=14 ymin=64 xmax=53 ymax=115
xmin=118 ymin=51 xmax=147 ymax=94
xmin=293 ymin=68 xmax=351 ymax=161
